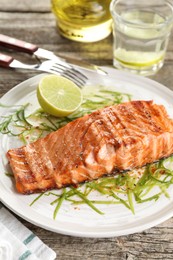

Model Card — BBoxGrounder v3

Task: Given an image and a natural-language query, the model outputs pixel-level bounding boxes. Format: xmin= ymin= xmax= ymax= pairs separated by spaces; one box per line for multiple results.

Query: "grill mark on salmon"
xmin=6 ymin=100 xmax=173 ymax=194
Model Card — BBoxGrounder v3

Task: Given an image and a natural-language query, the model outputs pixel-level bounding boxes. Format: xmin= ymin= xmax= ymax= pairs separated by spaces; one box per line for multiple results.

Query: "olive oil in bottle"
xmin=51 ymin=0 xmax=112 ymax=42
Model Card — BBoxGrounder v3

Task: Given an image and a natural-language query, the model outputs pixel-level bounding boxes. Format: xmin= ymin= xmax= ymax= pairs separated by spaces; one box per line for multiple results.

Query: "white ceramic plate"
xmin=1 ymin=67 xmax=173 ymax=238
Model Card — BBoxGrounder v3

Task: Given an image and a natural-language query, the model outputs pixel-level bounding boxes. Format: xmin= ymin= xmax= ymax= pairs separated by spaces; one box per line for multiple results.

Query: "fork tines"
xmin=50 ymin=63 xmax=88 ymax=87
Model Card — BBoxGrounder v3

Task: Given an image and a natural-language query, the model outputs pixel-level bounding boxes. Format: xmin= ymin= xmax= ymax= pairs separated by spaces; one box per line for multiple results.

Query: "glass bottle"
xmin=51 ymin=0 xmax=112 ymax=42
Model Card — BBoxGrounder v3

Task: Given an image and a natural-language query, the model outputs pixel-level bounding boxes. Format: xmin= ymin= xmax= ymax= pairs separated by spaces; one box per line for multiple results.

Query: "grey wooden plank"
xmin=0 ymin=0 xmax=50 ymax=12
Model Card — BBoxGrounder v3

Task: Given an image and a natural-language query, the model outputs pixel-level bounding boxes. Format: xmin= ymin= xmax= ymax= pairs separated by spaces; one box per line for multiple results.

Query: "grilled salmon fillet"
xmin=7 ymin=100 xmax=173 ymax=194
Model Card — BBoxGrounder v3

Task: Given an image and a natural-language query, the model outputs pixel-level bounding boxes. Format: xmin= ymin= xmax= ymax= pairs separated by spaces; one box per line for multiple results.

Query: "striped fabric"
xmin=0 ymin=203 xmax=56 ymax=260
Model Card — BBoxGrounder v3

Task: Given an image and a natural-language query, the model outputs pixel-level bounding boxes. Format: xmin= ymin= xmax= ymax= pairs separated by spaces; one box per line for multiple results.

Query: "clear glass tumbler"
xmin=110 ymin=0 xmax=173 ymax=76
xmin=51 ymin=0 xmax=112 ymax=42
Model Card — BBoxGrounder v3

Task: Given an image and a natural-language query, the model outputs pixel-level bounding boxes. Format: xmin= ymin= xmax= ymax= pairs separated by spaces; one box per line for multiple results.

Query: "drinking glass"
xmin=110 ymin=0 xmax=173 ymax=76
xmin=51 ymin=0 xmax=112 ymax=42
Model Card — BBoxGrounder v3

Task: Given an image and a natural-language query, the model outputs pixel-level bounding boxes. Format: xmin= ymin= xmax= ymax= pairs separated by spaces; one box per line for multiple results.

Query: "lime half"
xmin=37 ymin=75 xmax=83 ymax=117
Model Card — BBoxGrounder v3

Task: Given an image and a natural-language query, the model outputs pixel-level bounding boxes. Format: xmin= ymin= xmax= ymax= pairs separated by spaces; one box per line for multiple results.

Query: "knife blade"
xmin=0 ymin=34 xmax=107 ymax=75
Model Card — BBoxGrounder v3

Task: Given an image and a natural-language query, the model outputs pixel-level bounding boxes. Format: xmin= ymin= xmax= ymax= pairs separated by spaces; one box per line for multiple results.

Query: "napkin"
xmin=0 ymin=203 xmax=56 ymax=260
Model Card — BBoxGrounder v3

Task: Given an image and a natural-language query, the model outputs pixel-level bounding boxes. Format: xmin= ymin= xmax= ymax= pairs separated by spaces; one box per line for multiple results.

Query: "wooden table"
xmin=1 ymin=1 xmax=173 ymax=259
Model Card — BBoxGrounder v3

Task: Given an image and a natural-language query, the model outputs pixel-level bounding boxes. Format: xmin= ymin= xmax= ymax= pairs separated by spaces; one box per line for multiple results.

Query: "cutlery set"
xmin=0 ymin=34 xmax=107 ymax=87
xmin=0 ymin=52 xmax=87 ymax=87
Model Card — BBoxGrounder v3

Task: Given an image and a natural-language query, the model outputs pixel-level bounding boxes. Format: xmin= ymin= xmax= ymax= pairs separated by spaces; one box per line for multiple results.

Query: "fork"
xmin=0 ymin=53 xmax=88 ymax=87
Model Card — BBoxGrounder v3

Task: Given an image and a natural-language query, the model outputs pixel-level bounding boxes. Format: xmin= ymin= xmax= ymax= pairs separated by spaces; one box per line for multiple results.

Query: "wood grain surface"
xmin=1 ymin=1 xmax=173 ymax=259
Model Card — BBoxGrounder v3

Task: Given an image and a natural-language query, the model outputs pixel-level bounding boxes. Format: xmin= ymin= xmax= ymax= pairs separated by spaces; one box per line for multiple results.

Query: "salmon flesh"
xmin=6 ymin=100 xmax=173 ymax=194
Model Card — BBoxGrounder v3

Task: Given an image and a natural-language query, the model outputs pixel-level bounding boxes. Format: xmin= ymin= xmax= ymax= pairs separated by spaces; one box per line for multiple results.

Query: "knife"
xmin=0 ymin=34 xmax=107 ymax=75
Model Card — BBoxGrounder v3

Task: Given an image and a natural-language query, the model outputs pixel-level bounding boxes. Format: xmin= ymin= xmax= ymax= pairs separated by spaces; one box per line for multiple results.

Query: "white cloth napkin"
xmin=0 ymin=203 xmax=56 ymax=260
